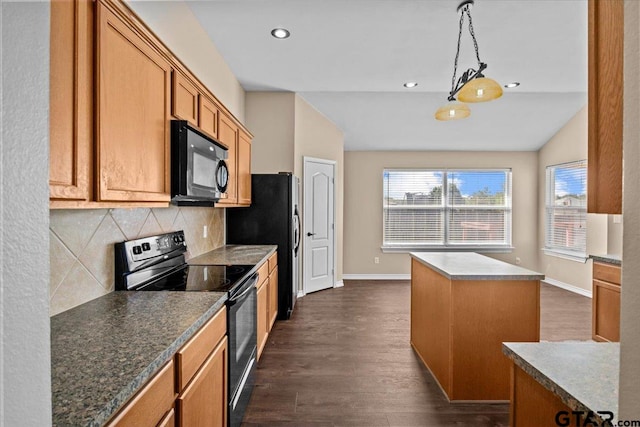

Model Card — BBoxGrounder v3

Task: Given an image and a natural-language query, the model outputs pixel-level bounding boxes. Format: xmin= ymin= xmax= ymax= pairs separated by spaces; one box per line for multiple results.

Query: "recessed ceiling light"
xmin=504 ymin=82 xmax=520 ymax=88
xmin=404 ymin=82 xmax=418 ymax=88
xmin=271 ymin=28 xmax=290 ymax=39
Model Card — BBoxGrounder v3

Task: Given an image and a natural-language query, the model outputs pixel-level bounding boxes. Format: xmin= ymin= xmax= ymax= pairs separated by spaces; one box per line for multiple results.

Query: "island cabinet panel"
xmin=509 ymin=364 xmax=572 ymax=427
xmin=105 ymin=360 xmax=175 ymax=427
xmin=592 ymin=261 xmax=621 ymax=342
xmin=49 ymin=0 xmax=93 ymax=201
xmin=410 ymin=259 xmax=451 ymax=396
xmin=410 ymin=254 xmax=540 ymax=401
xmin=172 ymin=71 xmax=199 ymax=127
xmin=95 ymin=0 xmax=171 ymax=202
xmin=588 ymin=0 xmax=623 ymax=214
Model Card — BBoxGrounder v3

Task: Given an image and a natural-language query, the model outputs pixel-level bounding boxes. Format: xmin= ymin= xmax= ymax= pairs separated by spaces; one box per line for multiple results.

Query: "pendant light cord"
xmin=465 ymin=7 xmax=482 ymax=67
xmin=450 ymin=10 xmax=465 ymax=98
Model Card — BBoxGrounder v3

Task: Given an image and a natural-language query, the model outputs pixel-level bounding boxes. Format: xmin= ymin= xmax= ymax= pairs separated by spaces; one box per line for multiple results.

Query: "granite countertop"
xmin=51 ymin=291 xmax=227 ymax=427
xmin=188 ymin=244 xmax=277 ymax=266
xmin=503 ymin=342 xmax=619 ymax=422
xmin=590 ymin=254 xmax=622 ymax=266
xmin=410 ymin=252 xmax=544 ymax=281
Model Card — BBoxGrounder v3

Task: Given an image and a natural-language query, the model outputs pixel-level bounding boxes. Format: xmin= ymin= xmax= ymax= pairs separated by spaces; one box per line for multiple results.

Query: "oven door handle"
xmin=228 ymin=273 xmax=258 ymax=306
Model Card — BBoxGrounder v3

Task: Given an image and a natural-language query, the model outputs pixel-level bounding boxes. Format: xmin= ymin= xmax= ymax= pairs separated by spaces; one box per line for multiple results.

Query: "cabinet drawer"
xmin=157 ymin=408 xmax=175 ymax=427
xmin=106 ymin=360 xmax=175 ymax=427
xmin=593 ymin=262 xmax=621 ymax=285
xmin=268 ymin=252 xmax=278 ymax=273
xmin=256 ymin=261 xmax=269 ymax=289
xmin=176 ymin=307 xmax=227 ymax=391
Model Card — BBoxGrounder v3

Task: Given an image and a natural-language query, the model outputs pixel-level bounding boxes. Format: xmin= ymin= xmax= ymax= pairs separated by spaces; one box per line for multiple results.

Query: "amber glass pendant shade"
xmin=457 ymin=77 xmax=503 ymax=103
xmin=434 ymin=101 xmax=471 ymax=121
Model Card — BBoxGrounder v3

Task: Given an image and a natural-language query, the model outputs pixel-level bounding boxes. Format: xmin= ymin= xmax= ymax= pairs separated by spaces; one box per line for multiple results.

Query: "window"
xmin=544 ymin=160 xmax=587 ymax=260
xmin=382 ymin=169 xmax=512 ymax=251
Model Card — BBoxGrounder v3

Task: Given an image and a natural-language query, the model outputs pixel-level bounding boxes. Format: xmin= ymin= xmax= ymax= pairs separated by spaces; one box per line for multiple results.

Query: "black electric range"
xmin=114 ymin=230 xmax=258 ymax=427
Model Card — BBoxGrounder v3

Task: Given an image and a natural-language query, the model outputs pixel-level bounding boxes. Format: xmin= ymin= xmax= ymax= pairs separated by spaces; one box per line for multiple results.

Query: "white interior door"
xmin=303 ymin=157 xmax=335 ymax=294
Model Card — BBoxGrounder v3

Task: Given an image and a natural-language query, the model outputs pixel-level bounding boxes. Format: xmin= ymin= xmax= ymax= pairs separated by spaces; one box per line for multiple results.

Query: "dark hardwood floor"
xmin=242 ymin=280 xmax=591 ymax=426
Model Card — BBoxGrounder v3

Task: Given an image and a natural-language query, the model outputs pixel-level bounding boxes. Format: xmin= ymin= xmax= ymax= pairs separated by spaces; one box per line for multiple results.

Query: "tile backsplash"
xmin=49 ymin=206 xmax=224 ymax=316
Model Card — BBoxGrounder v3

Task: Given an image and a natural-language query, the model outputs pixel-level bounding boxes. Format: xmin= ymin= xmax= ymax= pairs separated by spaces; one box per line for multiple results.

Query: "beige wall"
xmin=294 ymin=95 xmax=345 ymax=282
xmin=246 ymin=92 xmax=296 ymax=174
xmin=620 ymin=0 xmax=640 ymax=416
xmin=343 ymin=151 xmax=538 ymax=275
xmin=126 ymin=1 xmax=246 ymax=121
xmin=49 ymin=207 xmax=224 ymax=316
xmin=536 ymin=106 xmax=609 ymax=293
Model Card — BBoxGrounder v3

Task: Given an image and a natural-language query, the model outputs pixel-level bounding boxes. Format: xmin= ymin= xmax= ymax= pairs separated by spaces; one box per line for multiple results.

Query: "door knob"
xmin=307 ymin=232 xmax=315 ymax=236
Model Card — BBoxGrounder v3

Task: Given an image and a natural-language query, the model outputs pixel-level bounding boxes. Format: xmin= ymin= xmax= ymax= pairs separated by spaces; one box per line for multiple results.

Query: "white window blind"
xmin=545 ymin=160 xmax=587 ymax=259
xmin=383 ymin=169 xmax=512 ymax=250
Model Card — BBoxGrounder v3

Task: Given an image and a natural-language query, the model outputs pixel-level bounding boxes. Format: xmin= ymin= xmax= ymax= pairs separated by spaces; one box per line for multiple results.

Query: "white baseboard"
xmin=296 ymin=290 xmax=305 ymax=299
xmin=342 ymin=274 xmax=411 ymax=280
xmin=334 ymin=280 xmax=344 ymax=288
xmin=543 ymin=278 xmax=592 ymax=298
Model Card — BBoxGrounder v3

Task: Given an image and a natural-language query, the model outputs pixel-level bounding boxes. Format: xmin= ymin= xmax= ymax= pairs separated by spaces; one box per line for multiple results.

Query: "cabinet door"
xmin=237 ymin=131 xmax=252 ymax=205
xmin=49 ymin=0 xmax=93 ymax=201
xmin=257 ymin=280 xmax=268 ymax=360
xmin=588 ymin=0 xmax=623 ymax=214
xmin=96 ymin=1 xmax=171 ymax=202
xmin=268 ymin=267 xmax=278 ymax=329
xmin=217 ymin=114 xmax=238 ymax=205
xmin=592 ymin=279 xmax=621 ymax=342
xmin=177 ymin=337 xmax=228 ymax=427
xmin=198 ymin=95 xmax=219 ymax=140
xmin=172 ymin=71 xmax=198 ymax=126
xmin=105 ymin=360 xmax=175 ymax=427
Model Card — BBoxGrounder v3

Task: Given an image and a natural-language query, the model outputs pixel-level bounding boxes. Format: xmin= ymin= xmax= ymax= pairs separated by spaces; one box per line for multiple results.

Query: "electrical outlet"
xmin=203 ymin=225 xmax=208 ymax=238
xmin=515 ymin=257 xmax=521 ymax=265
xmin=374 ymin=257 xmax=380 ymax=264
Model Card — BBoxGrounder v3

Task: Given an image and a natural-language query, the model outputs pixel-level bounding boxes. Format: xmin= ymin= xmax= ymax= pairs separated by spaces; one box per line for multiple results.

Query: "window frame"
xmin=382 ymin=168 xmax=513 ymax=253
xmin=543 ymin=160 xmax=588 ymax=263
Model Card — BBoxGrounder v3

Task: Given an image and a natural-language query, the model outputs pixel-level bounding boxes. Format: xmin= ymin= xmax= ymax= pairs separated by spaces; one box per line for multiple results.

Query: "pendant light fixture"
xmin=435 ymin=0 xmax=502 ymax=121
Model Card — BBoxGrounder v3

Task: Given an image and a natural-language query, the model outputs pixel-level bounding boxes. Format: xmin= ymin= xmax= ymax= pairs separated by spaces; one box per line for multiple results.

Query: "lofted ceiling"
xmin=185 ymin=0 xmax=587 ymax=151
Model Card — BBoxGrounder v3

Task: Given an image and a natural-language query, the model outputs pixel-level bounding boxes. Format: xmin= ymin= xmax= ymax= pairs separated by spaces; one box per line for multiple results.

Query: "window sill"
xmin=381 ymin=245 xmax=514 ymax=254
xmin=542 ymin=248 xmax=588 ymax=263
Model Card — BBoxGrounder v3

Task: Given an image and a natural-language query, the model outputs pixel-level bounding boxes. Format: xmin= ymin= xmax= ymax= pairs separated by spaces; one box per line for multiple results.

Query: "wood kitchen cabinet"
xmin=199 ymin=95 xmax=220 ymax=140
xmin=237 ymin=131 xmax=252 ymax=205
xmin=105 ymin=360 xmax=175 ymax=427
xmin=176 ymin=306 xmax=228 ymax=427
xmin=95 ymin=0 xmax=172 ymax=203
xmin=256 ymin=252 xmax=278 ymax=360
xmin=592 ymin=261 xmax=621 ymax=342
xmin=172 ymin=71 xmax=199 ymax=127
xmin=588 ymin=0 xmax=623 ymax=214
xmin=268 ymin=253 xmax=278 ymax=329
xmin=217 ymin=114 xmax=239 ymax=205
xmin=49 ymin=0 xmax=93 ymax=202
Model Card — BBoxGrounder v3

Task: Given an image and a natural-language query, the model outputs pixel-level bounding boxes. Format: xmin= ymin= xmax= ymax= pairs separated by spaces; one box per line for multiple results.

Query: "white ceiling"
xmin=186 ymin=0 xmax=588 ymax=151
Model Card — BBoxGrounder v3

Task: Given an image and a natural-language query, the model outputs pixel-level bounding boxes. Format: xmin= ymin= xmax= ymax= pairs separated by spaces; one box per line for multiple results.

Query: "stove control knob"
xmin=132 ymin=245 xmax=142 ymax=255
xmin=173 ymin=235 xmax=180 ymax=243
xmin=141 ymin=242 xmax=151 ymax=251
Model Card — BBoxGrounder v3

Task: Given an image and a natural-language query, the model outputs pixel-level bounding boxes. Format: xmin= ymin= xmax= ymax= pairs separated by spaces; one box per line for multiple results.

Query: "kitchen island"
xmin=410 ymin=252 xmax=543 ymax=401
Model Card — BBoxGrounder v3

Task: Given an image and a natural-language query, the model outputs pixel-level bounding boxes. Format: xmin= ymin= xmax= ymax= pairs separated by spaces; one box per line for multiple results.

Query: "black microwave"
xmin=171 ymin=120 xmax=229 ymax=206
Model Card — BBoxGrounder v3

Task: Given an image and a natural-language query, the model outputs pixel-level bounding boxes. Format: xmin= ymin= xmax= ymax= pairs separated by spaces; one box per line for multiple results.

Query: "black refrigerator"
xmin=226 ymin=173 xmax=300 ymax=320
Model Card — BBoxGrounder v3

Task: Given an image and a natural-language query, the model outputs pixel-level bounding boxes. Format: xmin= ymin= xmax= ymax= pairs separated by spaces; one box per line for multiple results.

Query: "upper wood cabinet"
xmin=50 ymin=0 xmax=253 ymax=208
xmin=588 ymin=0 xmax=623 ymax=214
xmin=199 ymin=95 xmax=219 ymax=140
xmin=49 ymin=0 xmax=93 ymax=202
xmin=172 ymin=71 xmax=199 ymax=127
xmin=237 ymin=131 xmax=252 ymax=205
xmin=217 ymin=114 xmax=239 ymax=205
xmin=96 ymin=0 xmax=172 ymax=202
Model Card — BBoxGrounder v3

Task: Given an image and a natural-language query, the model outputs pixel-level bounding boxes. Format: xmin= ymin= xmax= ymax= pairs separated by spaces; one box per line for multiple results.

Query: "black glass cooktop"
xmin=138 ymin=264 xmax=254 ymax=292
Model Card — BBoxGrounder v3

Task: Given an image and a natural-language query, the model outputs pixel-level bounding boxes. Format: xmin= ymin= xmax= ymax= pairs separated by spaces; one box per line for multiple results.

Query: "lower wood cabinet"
xmin=592 ymin=261 xmax=621 ymax=342
xmin=105 ymin=360 xmax=175 ymax=427
xmin=268 ymin=266 xmax=278 ymax=329
xmin=256 ymin=252 xmax=279 ymax=360
xmin=105 ymin=306 xmax=228 ymax=427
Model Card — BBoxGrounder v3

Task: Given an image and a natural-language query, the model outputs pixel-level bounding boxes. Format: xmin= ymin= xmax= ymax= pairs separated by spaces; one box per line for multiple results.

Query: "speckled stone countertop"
xmin=51 ymin=291 xmax=227 ymax=427
xmin=590 ymin=253 xmax=622 ymax=266
xmin=503 ymin=342 xmax=619 ymax=421
xmin=410 ymin=252 xmax=544 ymax=280
xmin=188 ymin=244 xmax=277 ymax=266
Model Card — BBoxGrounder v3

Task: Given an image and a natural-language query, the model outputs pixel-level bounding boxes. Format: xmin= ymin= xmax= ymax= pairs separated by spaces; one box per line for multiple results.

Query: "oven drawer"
xmin=176 ymin=307 xmax=227 ymax=391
